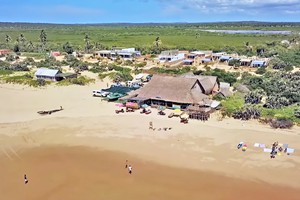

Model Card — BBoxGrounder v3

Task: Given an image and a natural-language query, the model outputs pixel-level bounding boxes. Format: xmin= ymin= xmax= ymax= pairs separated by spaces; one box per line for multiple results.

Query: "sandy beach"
xmin=1 ymin=81 xmax=300 ymax=199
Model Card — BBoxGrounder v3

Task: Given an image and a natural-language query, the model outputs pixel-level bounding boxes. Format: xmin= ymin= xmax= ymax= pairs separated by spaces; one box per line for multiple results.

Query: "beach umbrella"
xmin=174 ymin=108 xmax=181 ymax=113
xmin=141 ymin=104 xmax=149 ymax=108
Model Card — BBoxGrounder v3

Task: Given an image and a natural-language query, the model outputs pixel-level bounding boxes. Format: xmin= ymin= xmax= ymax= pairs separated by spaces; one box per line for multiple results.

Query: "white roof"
xmin=35 ymin=68 xmax=59 ymax=77
xmin=210 ymin=100 xmax=221 ymax=108
xmin=191 ymin=51 xmax=205 ymax=55
xmin=135 ymin=73 xmax=149 ymax=79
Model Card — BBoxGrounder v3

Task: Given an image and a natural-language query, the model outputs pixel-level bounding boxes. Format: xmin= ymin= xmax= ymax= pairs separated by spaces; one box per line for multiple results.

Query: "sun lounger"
xmin=259 ymin=144 xmax=266 ymax=148
xmin=254 ymin=143 xmax=260 ymax=147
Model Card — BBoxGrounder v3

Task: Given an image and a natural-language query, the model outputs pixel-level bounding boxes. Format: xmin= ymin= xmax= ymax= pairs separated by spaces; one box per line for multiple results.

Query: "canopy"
xmin=141 ymin=104 xmax=149 ymax=108
xmin=125 ymin=102 xmax=139 ymax=109
xmin=158 ymin=106 xmax=166 ymax=111
xmin=115 ymin=103 xmax=124 ymax=107
xmin=174 ymin=109 xmax=181 ymax=113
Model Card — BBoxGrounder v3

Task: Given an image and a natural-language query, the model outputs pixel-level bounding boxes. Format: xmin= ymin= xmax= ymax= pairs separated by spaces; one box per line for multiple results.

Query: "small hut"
xmin=186 ymin=105 xmax=211 ymax=121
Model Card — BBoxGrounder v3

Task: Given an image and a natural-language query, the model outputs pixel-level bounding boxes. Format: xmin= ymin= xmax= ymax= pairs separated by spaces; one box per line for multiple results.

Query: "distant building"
xmin=95 ymin=48 xmax=141 ymax=60
xmin=251 ymin=60 xmax=266 ymax=68
xmin=219 ymin=56 xmax=232 ymax=62
xmin=0 ymin=49 xmax=11 ymax=56
xmin=35 ymin=68 xmax=77 ymax=81
xmin=211 ymin=52 xmax=226 ymax=60
xmin=158 ymin=50 xmax=185 ymax=63
xmin=240 ymin=59 xmax=252 ymax=66
xmin=50 ymin=51 xmax=61 ymax=57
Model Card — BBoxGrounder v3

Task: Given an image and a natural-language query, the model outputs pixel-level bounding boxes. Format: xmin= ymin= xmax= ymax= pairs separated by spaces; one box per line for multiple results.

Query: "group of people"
xmin=270 ymin=141 xmax=288 ymax=159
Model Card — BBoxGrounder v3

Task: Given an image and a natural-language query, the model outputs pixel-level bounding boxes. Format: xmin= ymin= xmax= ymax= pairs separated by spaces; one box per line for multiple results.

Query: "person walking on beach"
xmin=128 ymin=165 xmax=132 ymax=174
xmin=24 ymin=174 xmax=28 ymax=184
xmin=149 ymin=121 xmax=153 ymax=130
xmin=125 ymin=160 xmax=128 ymax=168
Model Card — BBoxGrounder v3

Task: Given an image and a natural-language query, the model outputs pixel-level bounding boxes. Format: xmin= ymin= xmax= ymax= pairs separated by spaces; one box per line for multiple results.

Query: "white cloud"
xmin=155 ymin=0 xmax=300 ymax=15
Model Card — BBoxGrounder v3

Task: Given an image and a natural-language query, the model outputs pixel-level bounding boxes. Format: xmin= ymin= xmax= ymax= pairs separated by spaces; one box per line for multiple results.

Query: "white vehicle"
xmin=92 ymin=90 xmax=110 ymax=97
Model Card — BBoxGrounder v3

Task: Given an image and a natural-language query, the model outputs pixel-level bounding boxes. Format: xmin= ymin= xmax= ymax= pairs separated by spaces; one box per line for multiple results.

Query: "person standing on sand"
xmin=128 ymin=165 xmax=132 ymax=174
xmin=125 ymin=160 xmax=128 ymax=168
xmin=24 ymin=174 xmax=28 ymax=184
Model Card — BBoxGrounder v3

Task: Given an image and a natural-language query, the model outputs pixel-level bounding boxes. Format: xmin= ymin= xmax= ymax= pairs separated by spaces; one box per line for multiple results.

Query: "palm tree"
xmin=84 ymin=33 xmax=91 ymax=53
xmin=5 ymin=34 xmax=11 ymax=46
xmin=152 ymin=37 xmax=162 ymax=54
xmin=19 ymin=34 xmax=26 ymax=44
xmin=154 ymin=37 xmax=162 ymax=48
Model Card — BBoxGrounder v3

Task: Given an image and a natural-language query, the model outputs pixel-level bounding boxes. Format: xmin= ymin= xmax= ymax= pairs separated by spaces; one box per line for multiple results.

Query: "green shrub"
xmin=221 ymin=93 xmax=244 ymax=116
xmin=57 ymin=76 xmax=95 ymax=86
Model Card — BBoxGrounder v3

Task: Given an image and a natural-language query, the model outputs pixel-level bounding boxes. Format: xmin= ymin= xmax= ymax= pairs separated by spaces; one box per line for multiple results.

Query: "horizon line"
xmin=1 ymin=21 xmax=300 ymax=25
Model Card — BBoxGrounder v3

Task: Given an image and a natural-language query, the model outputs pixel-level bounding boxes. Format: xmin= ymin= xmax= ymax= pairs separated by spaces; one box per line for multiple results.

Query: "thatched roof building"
xmin=124 ymin=75 xmax=219 ymax=107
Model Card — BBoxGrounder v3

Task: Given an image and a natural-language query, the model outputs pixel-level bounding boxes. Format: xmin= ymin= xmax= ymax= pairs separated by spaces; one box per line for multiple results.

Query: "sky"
xmin=0 ymin=0 xmax=300 ymax=23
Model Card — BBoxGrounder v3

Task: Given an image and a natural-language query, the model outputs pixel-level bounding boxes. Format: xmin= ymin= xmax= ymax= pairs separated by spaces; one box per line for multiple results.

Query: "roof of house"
xmin=55 ymin=72 xmax=77 ymax=78
xmin=220 ymin=82 xmax=230 ymax=89
xmin=132 ymin=75 xmax=210 ymax=104
xmin=240 ymin=59 xmax=252 ymax=62
xmin=251 ymin=60 xmax=265 ymax=65
xmin=35 ymin=68 xmax=60 ymax=77
xmin=219 ymin=56 xmax=232 ymax=60
xmin=219 ymin=88 xmax=232 ymax=97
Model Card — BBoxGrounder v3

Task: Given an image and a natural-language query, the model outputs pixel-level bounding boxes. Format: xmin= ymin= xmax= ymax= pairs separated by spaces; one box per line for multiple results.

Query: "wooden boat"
xmin=37 ymin=106 xmax=63 ymax=115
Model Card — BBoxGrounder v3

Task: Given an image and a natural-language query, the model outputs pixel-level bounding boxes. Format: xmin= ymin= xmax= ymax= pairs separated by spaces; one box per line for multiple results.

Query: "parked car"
xmin=92 ymin=90 xmax=110 ymax=97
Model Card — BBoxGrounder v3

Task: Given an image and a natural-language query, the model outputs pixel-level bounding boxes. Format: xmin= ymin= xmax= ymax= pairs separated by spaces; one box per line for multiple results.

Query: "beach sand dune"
xmin=0 ymin=146 xmax=299 ymax=200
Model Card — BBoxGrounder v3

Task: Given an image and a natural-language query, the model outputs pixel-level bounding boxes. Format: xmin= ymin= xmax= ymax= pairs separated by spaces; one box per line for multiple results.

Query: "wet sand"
xmin=0 ymin=146 xmax=299 ymax=200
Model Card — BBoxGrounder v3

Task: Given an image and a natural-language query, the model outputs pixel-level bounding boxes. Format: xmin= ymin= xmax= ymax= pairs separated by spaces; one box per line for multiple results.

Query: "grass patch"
xmin=147 ymin=67 xmax=192 ymax=75
xmin=221 ymin=93 xmax=245 ymax=116
xmin=261 ymin=105 xmax=300 ymax=123
xmin=0 ymin=70 xmax=13 ymax=76
xmin=56 ymin=76 xmax=95 ymax=86
xmin=3 ymin=73 xmax=51 ymax=87
xmin=21 ymin=52 xmax=46 ymax=59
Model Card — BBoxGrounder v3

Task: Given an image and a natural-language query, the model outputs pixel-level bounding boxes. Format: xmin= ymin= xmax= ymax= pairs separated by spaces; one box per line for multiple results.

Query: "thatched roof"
xmin=181 ymin=74 xmax=219 ymax=94
xmin=132 ymin=75 xmax=210 ymax=104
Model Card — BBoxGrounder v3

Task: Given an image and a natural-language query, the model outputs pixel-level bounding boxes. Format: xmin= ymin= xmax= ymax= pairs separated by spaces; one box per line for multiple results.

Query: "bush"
xmin=264 ymin=95 xmax=290 ymax=109
xmin=57 ymin=76 xmax=95 ymax=86
xmin=255 ymin=67 xmax=266 ymax=74
xmin=3 ymin=73 xmax=49 ymax=87
xmin=294 ymin=107 xmax=300 ymax=118
xmin=232 ymin=107 xmax=261 ymax=120
xmin=244 ymin=89 xmax=264 ymax=104
xmin=9 ymin=62 xmax=30 ymax=71
xmin=221 ymin=93 xmax=244 ymax=117
xmin=269 ymin=119 xmax=294 ymax=129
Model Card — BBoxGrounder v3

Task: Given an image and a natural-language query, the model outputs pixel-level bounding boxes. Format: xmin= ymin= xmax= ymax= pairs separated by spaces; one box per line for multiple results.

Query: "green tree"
xmin=5 ymin=34 xmax=11 ymax=47
xmin=39 ymin=29 xmax=47 ymax=52
xmin=63 ymin=42 xmax=74 ymax=54
xmin=84 ymin=33 xmax=92 ymax=53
